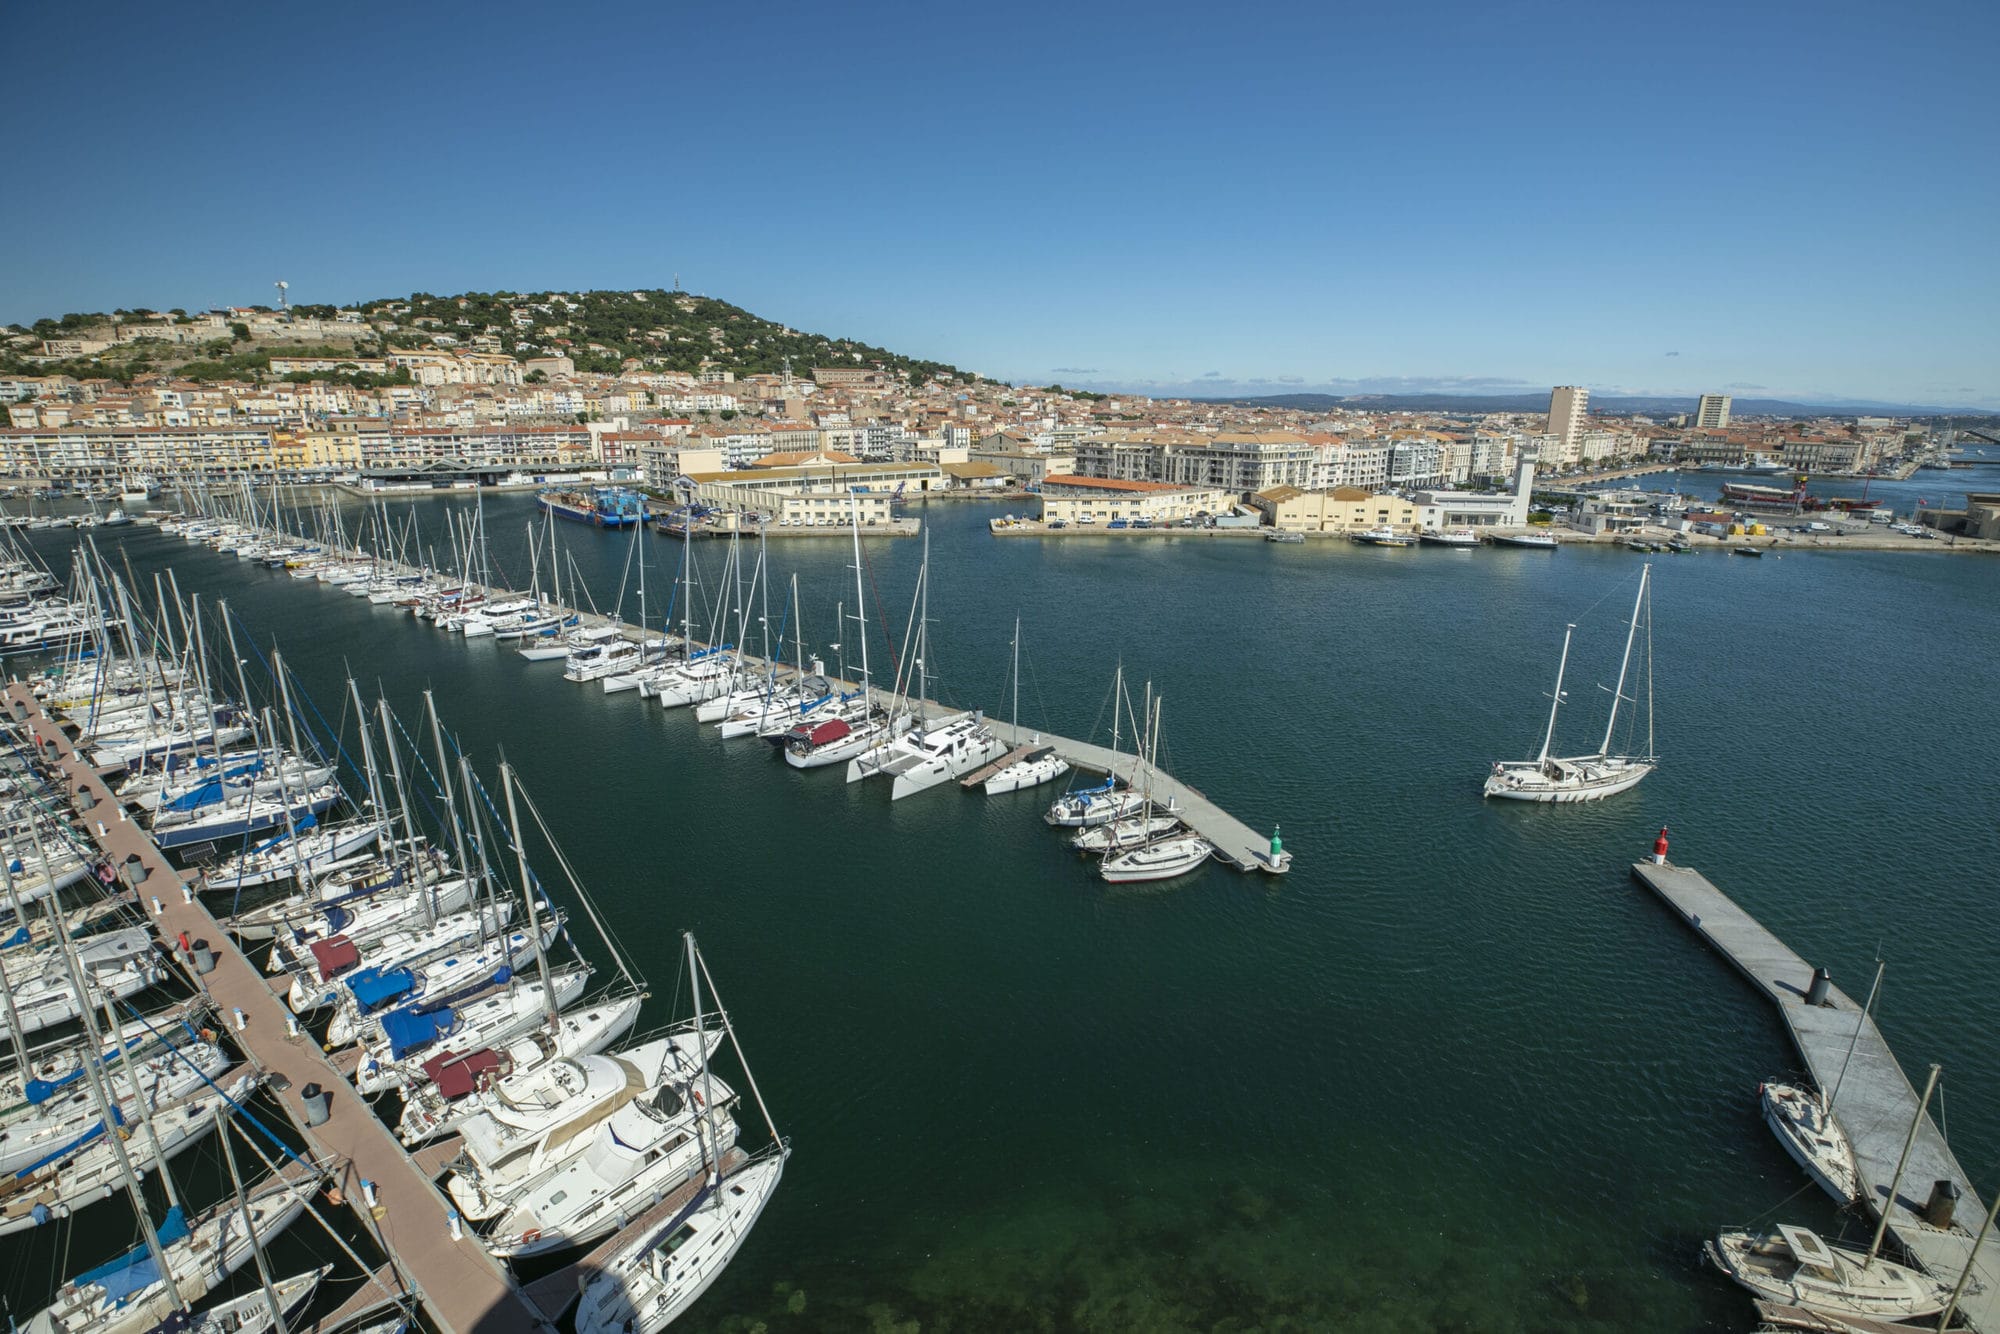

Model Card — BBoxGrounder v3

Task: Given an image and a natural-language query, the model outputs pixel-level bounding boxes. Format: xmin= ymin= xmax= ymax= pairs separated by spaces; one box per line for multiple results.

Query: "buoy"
xmin=1652 ymin=827 xmax=1669 ymax=865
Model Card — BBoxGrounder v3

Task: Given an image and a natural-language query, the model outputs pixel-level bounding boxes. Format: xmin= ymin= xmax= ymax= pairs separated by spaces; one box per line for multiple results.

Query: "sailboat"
xmin=568 ymin=933 xmax=788 ymax=1334
xmin=1483 ymin=563 xmax=1656 ymax=802
xmin=1759 ymin=961 xmax=1880 ymax=1207
xmin=1703 ymin=1225 xmax=1948 ymax=1321
xmin=844 ymin=530 xmax=1005 ymax=798
xmin=784 ymin=497 xmax=901 ymax=770
xmin=1044 ymin=666 xmax=1151 ymax=827
xmin=1098 ymin=696 xmax=1212 ymax=883
xmin=982 ymin=618 xmax=1071 ymax=794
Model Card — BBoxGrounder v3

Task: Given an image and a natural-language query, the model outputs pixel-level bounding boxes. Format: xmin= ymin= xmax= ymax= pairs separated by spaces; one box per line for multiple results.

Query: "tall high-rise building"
xmin=1547 ymin=386 xmax=1589 ymax=463
xmin=1695 ymin=393 xmax=1732 ymax=430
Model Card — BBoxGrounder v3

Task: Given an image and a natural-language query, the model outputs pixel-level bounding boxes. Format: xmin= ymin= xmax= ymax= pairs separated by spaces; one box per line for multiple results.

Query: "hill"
xmin=3 ymin=289 xmax=965 ymax=386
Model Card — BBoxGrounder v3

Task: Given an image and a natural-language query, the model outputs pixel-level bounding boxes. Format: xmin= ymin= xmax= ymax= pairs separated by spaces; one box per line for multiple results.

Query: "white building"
xmin=1547 ymin=386 xmax=1589 ymax=467
xmin=1696 ymin=393 xmax=1732 ymax=430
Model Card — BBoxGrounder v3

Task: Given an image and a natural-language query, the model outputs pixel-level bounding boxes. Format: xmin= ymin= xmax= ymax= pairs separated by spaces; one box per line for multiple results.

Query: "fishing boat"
xmin=1419 ymin=528 xmax=1482 ymax=547
xmin=1731 ymin=544 xmax=1764 ymax=558
xmin=1703 ymin=1226 xmax=1948 ymax=1320
xmin=1483 ymin=564 xmax=1655 ymax=803
xmin=1351 ymin=527 xmax=1417 ymax=547
xmin=537 ymin=486 xmax=646 ymax=528
xmin=1490 ymin=531 xmax=1559 ymax=548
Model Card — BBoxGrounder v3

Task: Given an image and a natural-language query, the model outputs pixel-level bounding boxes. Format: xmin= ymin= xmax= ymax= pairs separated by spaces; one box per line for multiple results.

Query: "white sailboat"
xmin=1703 ymin=1225 xmax=1948 ymax=1321
xmin=1098 ymin=697 xmax=1211 ymax=884
xmin=1759 ymin=960 xmax=1881 ymax=1207
xmin=982 ymin=618 xmax=1071 ymax=795
xmin=785 ymin=498 xmax=902 ymax=770
xmin=1483 ymin=563 xmax=1656 ymax=803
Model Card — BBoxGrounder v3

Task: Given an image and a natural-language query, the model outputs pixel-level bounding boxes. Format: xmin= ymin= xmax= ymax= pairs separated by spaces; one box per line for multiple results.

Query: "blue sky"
xmin=5 ymin=0 xmax=1996 ymax=406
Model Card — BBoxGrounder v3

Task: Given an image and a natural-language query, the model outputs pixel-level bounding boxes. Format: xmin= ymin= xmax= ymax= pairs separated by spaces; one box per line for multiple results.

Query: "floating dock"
xmin=1632 ymin=858 xmax=1997 ymax=1333
xmin=5 ymin=684 xmax=547 ymax=1334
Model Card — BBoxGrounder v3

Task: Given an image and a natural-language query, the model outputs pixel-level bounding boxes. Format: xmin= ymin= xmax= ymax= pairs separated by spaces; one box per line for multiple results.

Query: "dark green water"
xmin=14 ymin=495 xmax=2000 ymax=1332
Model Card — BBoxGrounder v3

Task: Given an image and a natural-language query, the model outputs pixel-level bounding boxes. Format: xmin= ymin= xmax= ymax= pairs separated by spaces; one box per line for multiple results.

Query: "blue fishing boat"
xmin=537 ymin=486 xmax=646 ymax=528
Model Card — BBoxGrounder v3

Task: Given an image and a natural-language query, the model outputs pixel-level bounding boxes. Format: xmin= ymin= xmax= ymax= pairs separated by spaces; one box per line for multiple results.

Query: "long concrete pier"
xmin=5 ymin=684 xmax=546 ymax=1334
xmin=162 ymin=525 xmax=1294 ymax=875
xmin=1632 ymin=858 xmax=1998 ymax=1333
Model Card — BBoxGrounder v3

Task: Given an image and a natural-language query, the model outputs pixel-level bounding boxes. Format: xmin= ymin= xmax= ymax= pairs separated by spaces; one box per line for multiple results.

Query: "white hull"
xmin=983 ymin=754 xmax=1070 ymax=795
xmin=1100 ymin=834 xmax=1213 ymax=883
xmin=1760 ymin=1081 xmax=1859 ymax=1205
xmin=1482 ymin=756 xmax=1654 ymax=802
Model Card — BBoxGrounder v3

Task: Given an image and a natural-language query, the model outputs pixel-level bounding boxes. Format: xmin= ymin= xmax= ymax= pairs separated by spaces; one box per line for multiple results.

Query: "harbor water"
xmin=13 ymin=482 xmax=2000 ymax=1332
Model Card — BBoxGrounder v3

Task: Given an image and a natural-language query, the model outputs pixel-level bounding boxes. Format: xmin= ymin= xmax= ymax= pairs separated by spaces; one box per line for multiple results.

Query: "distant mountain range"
xmin=1200 ymin=392 xmax=2000 ymax=419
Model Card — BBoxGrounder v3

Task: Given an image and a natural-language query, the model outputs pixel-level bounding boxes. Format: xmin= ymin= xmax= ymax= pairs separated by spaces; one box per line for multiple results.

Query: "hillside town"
xmin=0 ymin=294 xmax=1950 ymax=540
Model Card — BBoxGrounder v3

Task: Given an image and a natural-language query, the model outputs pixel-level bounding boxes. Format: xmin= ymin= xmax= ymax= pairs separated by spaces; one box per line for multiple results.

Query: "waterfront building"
xmin=1696 ymin=393 xmax=1733 ymax=430
xmin=1250 ymin=485 xmax=1427 ymax=534
xmin=1779 ymin=437 xmax=1868 ymax=474
xmin=683 ymin=461 xmax=944 ymax=527
xmin=1036 ymin=476 xmax=1235 ymax=525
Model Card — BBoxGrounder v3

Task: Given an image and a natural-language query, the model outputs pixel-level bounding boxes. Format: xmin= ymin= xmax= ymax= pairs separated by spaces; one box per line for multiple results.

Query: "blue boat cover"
xmin=1 ymin=925 xmax=28 ymax=949
xmin=71 ymin=1205 xmax=188 ymax=1302
xmin=347 ymin=966 xmax=415 ymax=1010
xmin=161 ymin=778 xmax=225 ymax=812
xmin=381 ymin=1006 xmax=456 ymax=1060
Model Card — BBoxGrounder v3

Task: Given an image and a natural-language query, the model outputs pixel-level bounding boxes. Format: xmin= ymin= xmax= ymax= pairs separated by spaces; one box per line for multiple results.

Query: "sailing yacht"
xmin=982 ymin=620 xmax=1071 ymax=794
xmin=1097 ymin=697 xmax=1213 ymax=883
xmin=1704 ymin=1225 xmax=1948 ymax=1320
xmin=1483 ymin=564 xmax=1656 ymax=803
xmin=567 ymin=934 xmax=788 ymax=1334
xmin=785 ymin=499 xmax=904 ymax=770
xmin=1758 ymin=1081 xmax=1858 ymax=1204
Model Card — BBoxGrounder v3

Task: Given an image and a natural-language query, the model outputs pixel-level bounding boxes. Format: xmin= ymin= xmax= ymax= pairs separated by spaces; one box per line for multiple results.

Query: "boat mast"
xmin=685 ymin=932 xmax=721 ymax=1188
xmin=1010 ymin=616 xmax=1020 ymax=738
xmin=849 ymin=493 xmax=871 ymax=702
xmin=1598 ymin=564 xmax=1649 ymax=757
xmin=1826 ymin=958 xmax=1884 ymax=1114
xmin=1537 ymin=626 xmax=1575 ymax=766
xmin=425 ymin=690 xmax=472 ymax=885
xmin=1865 ymin=1062 xmax=1941 ymax=1267
xmin=500 ymin=760 xmax=557 ymax=1022
xmin=345 ymin=677 xmax=389 ymax=844
xmin=216 ymin=1115 xmax=288 ymax=1334
xmin=375 ymin=697 xmax=436 ymax=929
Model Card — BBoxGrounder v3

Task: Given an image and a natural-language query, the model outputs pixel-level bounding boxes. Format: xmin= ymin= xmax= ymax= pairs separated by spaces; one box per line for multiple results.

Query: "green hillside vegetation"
xmin=4 ymin=288 xmax=964 ymax=388
xmin=367 ymin=289 xmax=963 ymax=383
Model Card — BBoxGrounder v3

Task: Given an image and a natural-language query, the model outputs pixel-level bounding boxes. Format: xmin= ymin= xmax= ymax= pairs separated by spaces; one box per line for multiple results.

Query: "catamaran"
xmin=1484 ymin=563 xmax=1655 ymax=803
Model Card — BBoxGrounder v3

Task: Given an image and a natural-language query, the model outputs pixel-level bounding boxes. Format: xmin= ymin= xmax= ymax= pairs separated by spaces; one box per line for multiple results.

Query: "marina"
xmin=0 ymin=491 xmax=1994 ymax=1331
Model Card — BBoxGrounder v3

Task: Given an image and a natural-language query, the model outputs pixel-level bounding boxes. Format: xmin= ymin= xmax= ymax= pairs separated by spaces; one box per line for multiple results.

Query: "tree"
xmin=230 ymin=322 xmax=251 ymax=342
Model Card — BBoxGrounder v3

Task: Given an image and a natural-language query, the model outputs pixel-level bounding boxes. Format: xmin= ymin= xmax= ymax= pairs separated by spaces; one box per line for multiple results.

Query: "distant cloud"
xmin=1277 ymin=376 xmax=1304 ymax=384
xmin=1049 ymin=367 xmax=1098 ymax=375
xmin=1664 ymin=351 xmax=1680 ymax=357
xmin=1723 ymin=382 xmax=1766 ymax=391
xmin=1201 ymin=370 xmax=1223 ymax=378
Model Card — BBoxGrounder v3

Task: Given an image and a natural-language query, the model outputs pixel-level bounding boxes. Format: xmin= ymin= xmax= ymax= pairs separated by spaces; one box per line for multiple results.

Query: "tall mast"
xmin=346 ymin=678 xmax=388 ymax=843
xmin=376 ymin=698 xmax=436 ymax=928
xmin=217 ymin=1118 xmax=288 ymax=1334
xmin=500 ymin=761 xmax=557 ymax=1021
xmin=1599 ymin=564 xmax=1649 ymax=757
xmin=1866 ymin=1063 xmax=1941 ymax=1267
xmin=1537 ymin=626 xmax=1574 ymax=766
xmin=685 ymin=933 xmax=721 ymax=1188
xmin=1827 ymin=959 xmax=1884 ymax=1114
xmin=425 ymin=690 xmax=472 ymax=882
xmin=849 ymin=494 xmax=871 ymax=698
xmin=1010 ymin=617 xmax=1021 ymax=736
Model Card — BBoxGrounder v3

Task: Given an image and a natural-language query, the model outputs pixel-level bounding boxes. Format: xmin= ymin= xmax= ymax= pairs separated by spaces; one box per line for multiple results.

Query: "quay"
xmin=3 ymin=684 xmax=548 ymax=1334
xmin=1631 ymin=858 xmax=1999 ymax=1333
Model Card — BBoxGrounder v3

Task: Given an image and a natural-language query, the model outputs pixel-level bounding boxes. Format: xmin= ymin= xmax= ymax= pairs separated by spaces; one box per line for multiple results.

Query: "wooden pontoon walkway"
xmin=5 ymin=684 xmax=548 ymax=1334
xmin=1633 ymin=858 xmax=1997 ymax=1334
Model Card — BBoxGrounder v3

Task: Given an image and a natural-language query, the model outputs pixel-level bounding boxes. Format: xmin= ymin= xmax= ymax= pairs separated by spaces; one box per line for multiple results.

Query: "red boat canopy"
xmin=422 ymin=1047 xmax=504 ymax=1100
xmin=805 ymin=719 xmax=851 ymax=746
xmin=308 ymin=935 xmax=360 ymax=980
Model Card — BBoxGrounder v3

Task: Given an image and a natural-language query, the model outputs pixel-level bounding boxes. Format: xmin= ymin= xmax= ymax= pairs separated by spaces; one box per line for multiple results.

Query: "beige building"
xmin=1036 ymin=476 xmax=1234 ymax=524
xmin=682 ymin=461 xmax=944 ymax=527
xmin=1695 ymin=393 xmax=1732 ymax=431
xmin=1547 ymin=386 xmax=1589 ymax=466
xmin=1250 ymin=485 xmax=1426 ymax=533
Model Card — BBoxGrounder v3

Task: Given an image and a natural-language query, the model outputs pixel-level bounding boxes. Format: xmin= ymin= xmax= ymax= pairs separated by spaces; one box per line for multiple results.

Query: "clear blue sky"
xmin=6 ymin=0 xmax=1996 ymax=407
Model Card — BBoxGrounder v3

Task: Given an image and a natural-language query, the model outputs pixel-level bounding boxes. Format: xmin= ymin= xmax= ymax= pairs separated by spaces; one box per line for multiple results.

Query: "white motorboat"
xmin=1484 ymin=564 xmax=1656 ymax=803
xmin=1490 ymin=531 xmax=1559 ymax=548
xmin=1703 ymin=1225 xmax=1948 ymax=1321
xmin=1419 ymin=528 xmax=1482 ymax=547
xmin=1759 ymin=1080 xmax=1859 ymax=1205
xmin=1351 ymin=527 xmax=1416 ymax=547
xmin=572 ymin=1153 xmax=788 ymax=1334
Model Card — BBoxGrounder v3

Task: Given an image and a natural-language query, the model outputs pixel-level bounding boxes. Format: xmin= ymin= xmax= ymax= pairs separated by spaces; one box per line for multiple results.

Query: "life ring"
xmin=691 ymin=1089 xmax=704 ymax=1108
xmin=521 ymin=1229 xmax=542 ymax=1245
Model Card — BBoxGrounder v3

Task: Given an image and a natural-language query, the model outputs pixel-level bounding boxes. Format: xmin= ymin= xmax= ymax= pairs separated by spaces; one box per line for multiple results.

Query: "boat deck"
xmin=518 ymin=1146 xmax=748 ymax=1322
xmin=5 ymin=685 xmax=547 ymax=1334
xmin=1632 ymin=859 xmax=1997 ymax=1333
xmin=957 ymin=743 xmax=1042 ymax=789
